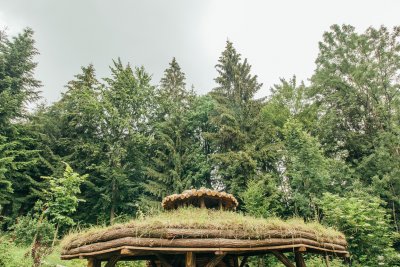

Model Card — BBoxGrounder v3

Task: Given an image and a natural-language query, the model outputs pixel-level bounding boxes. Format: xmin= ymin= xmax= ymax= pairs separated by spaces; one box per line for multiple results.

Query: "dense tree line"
xmin=0 ymin=25 xmax=399 ymax=266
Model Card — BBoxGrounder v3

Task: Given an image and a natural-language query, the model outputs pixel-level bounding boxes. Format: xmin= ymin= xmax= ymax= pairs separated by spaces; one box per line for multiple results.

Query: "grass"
xmin=0 ymin=235 xmax=86 ymax=267
xmin=62 ymin=207 xmax=345 ymax=249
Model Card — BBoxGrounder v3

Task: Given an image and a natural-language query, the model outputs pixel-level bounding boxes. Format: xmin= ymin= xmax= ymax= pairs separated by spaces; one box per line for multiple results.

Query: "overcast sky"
xmin=1 ymin=0 xmax=399 ymax=104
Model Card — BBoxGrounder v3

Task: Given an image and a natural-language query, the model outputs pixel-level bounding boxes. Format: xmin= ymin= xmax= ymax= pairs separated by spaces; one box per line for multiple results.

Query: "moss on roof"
xmin=62 ymin=207 xmax=346 ymax=252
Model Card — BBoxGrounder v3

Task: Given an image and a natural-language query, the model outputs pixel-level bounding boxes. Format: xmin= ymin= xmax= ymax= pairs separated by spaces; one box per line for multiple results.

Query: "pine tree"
xmin=144 ymin=58 xmax=209 ymax=208
xmin=0 ymin=28 xmax=50 ymax=220
xmin=206 ymin=41 xmax=262 ymax=197
xmin=158 ymin=57 xmax=193 ymax=114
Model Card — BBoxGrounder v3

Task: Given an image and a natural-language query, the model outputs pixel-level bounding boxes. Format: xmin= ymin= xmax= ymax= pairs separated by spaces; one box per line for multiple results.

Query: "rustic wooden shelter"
xmin=61 ymin=188 xmax=349 ymax=267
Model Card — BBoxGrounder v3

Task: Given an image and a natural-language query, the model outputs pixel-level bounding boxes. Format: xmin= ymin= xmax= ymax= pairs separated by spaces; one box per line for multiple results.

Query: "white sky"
xmin=0 ymin=0 xmax=399 ymax=104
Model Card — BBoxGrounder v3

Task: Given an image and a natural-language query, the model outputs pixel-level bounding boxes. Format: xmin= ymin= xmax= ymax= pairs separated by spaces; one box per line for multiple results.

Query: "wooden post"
xmin=239 ymin=256 xmax=248 ymax=267
xmin=219 ymin=199 xmax=223 ymax=210
xmin=186 ymin=252 xmax=196 ymax=267
xmin=271 ymin=251 xmax=295 ymax=267
xmin=324 ymin=255 xmax=330 ymax=267
xmin=87 ymin=258 xmax=101 ymax=267
xmin=105 ymin=255 xmax=120 ymax=267
xmin=232 ymin=255 xmax=239 ymax=267
xmin=205 ymin=253 xmax=226 ymax=267
xmin=200 ymin=198 xmax=206 ymax=209
xmin=294 ymin=251 xmax=306 ymax=267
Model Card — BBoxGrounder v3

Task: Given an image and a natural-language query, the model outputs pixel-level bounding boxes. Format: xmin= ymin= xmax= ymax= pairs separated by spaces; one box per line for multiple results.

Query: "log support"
xmin=186 ymin=252 xmax=196 ymax=267
xmin=295 ymin=251 xmax=306 ymax=267
xmin=205 ymin=252 xmax=226 ymax=267
xmin=324 ymin=255 xmax=330 ymax=267
xmin=272 ymin=251 xmax=295 ymax=267
xmin=232 ymin=255 xmax=239 ymax=267
xmin=105 ymin=255 xmax=120 ymax=267
xmin=239 ymin=256 xmax=248 ymax=267
xmin=87 ymin=258 xmax=101 ymax=267
xmin=200 ymin=198 xmax=206 ymax=209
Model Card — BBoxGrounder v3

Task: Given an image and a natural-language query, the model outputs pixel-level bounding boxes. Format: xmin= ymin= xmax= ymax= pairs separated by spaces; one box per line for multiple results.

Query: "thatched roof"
xmin=61 ymin=208 xmax=348 ymax=260
xmin=162 ymin=188 xmax=239 ymax=210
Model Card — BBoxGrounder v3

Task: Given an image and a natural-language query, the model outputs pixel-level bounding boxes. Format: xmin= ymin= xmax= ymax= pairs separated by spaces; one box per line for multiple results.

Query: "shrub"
xmin=12 ymin=215 xmax=55 ymax=247
xmin=0 ymin=237 xmax=32 ymax=267
xmin=320 ymin=192 xmax=398 ymax=266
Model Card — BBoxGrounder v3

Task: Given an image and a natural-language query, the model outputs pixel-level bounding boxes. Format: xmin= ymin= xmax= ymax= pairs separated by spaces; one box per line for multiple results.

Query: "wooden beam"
xmin=62 ymin=242 xmax=349 ymax=260
xmin=271 ymin=251 xmax=295 ymax=267
xmin=239 ymin=256 xmax=248 ymax=267
xmin=105 ymin=255 xmax=120 ymax=267
xmin=325 ymin=255 xmax=330 ymax=267
xmin=120 ymin=248 xmax=133 ymax=255
xmin=294 ymin=251 xmax=306 ymax=267
xmin=87 ymin=258 xmax=101 ymax=267
xmin=298 ymin=246 xmax=307 ymax=252
xmin=155 ymin=253 xmax=173 ymax=267
xmin=186 ymin=252 xmax=196 ymax=267
xmin=205 ymin=253 xmax=226 ymax=267
xmin=120 ymin=248 xmax=147 ymax=257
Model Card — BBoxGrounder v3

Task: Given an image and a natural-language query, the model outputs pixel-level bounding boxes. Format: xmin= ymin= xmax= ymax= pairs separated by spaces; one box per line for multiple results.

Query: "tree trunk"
xmin=87 ymin=258 xmax=101 ymax=267
xmin=110 ymin=178 xmax=116 ymax=224
xmin=51 ymin=223 xmax=59 ymax=248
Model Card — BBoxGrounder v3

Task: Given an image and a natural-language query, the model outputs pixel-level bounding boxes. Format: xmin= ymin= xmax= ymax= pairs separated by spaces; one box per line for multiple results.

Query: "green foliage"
xmin=0 ymin=237 xmax=33 ymax=267
xmin=0 ymin=135 xmax=13 ymax=206
xmin=305 ymin=256 xmax=348 ymax=267
xmin=310 ymin=24 xmax=400 ymax=163
xmin=43 ymin=163 xmax=86 ymax=228
xmin=0 ymin=27 xmax=50 ymax=225
xmin=283 ymin=119 xmax=331 ymax=219
xmin=144 ymin=58 xmax=211 ymax=208
xmin=11 ymin=215 xmax=55 ymax=247
xmin=320 ymin=192 xmax=398 ymax=266
xmin=241 ymin=175 xmax=281 ymax=218
xmin=206 ymin=41 xmax=262 ymax=197
xmin=0 ymin=27 xmax=41 ymax=124
xmin=1 ymin=25 xmax=400 ymax=266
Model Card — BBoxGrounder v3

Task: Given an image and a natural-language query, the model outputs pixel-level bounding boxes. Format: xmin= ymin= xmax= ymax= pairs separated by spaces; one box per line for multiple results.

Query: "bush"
xmin=0 ymin=237 xmax=32 ymax=267
xmin=241 ymin=175 xmax=282 ymax=218
xmin=11 ymin=215 xmax=55 ymax=247
xmin=320 ymin=192 xmax=398 ymax=266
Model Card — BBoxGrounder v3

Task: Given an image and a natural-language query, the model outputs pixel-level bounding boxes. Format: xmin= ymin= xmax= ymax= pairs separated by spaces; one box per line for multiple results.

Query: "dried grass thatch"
xmin=162 ymin=188 xmax=238 ymax=210
xmin=61 ymin=207 xmax=348 ymax=259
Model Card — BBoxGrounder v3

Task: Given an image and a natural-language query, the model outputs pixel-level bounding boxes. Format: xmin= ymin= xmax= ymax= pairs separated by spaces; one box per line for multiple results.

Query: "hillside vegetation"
xmin=0 ymin=25 xmax=399 ymax=266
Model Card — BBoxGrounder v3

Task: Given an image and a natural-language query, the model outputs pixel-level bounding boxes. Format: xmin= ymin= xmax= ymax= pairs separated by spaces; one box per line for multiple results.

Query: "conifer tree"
xmin=207 ymin=41 xmax=262 ymax=197
xmin=144 ymin=58 xmax=209 ymax=207
xmin=158 ymin=57 xmax=193 ymax=114
xmin=0 ymin=28 xmax=49 ymax=220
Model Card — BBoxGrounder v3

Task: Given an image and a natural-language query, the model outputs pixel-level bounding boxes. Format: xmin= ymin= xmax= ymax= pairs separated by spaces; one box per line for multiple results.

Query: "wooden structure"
xmin=61 ymin=188 xmax=349 ymax=267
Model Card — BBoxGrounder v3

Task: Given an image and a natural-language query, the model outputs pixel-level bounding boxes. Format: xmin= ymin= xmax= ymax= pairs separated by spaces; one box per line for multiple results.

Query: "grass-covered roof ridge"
xmin=62 ymin=207 xmax=347 ymax=253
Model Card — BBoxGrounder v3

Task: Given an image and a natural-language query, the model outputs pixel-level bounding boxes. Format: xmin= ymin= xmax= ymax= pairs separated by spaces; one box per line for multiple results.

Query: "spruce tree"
xmin=144 ymin=58 xmax=209 ymax=208
xmin=0 ymin=28 xmax=50 ymax=220
xmin=206 ymin=41 xmax=262 ymax=197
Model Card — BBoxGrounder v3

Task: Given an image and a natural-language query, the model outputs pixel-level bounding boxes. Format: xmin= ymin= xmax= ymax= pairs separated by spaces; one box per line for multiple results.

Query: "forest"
xmin=0 ymin=24 xmax=399 ymax=266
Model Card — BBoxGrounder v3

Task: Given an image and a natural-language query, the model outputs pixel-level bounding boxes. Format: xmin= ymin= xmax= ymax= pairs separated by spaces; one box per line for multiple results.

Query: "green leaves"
xmin=43 ymin=163 xmax=87 ymax=227
xmin=1 ymin=25 xmax=399 ymax=266
xmin=320 ymin=192 xmax=397 ymax=266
